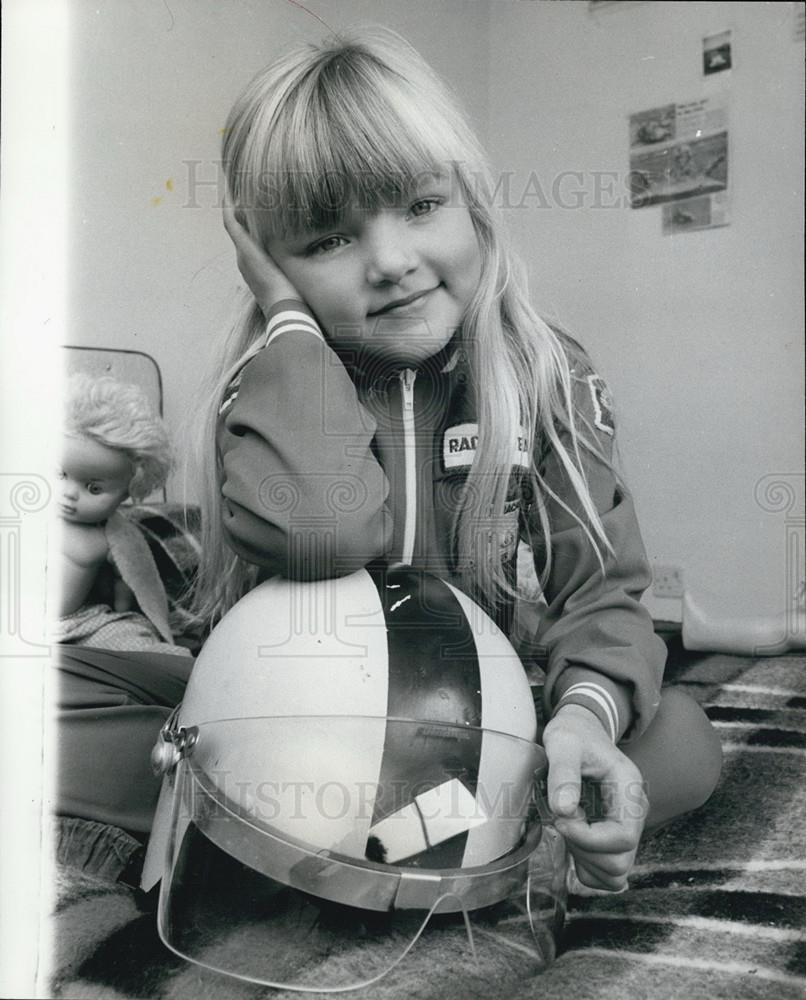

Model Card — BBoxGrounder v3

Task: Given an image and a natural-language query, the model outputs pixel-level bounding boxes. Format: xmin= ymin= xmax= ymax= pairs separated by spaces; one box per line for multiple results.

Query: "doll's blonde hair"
xmin=65 ymin=374 xmax=173 ymax=502
xmin=194 ymin=26 xmax=615 ymax=622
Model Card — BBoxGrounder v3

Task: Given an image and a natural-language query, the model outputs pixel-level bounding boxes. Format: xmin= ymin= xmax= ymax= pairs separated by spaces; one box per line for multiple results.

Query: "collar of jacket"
xmin=345 ymin=335 xmax=466 ymax=396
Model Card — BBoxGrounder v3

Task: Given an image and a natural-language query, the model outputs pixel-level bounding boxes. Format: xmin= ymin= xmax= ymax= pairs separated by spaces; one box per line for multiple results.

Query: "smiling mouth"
xmin=369 ymin=286 xmax=439 ymax=316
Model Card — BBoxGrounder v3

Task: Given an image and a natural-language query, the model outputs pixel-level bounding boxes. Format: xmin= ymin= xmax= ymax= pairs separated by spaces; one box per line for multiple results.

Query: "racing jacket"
xmin=217 ymin=301 xmax=666 ymax=744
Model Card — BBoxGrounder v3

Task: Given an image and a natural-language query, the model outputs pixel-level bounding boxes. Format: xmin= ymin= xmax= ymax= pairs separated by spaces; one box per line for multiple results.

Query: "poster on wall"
xmin=703 ymin=29 xmax=732 ymax=76
xmin=628 ymin=96 xmax=730 ymax=232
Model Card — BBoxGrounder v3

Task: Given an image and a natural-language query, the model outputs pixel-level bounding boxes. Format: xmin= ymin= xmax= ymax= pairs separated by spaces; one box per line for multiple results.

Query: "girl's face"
xmin=58 ymin=435 xmax=132 ymax=524
xmin=266 ymin=173 xmax=482 ymax=366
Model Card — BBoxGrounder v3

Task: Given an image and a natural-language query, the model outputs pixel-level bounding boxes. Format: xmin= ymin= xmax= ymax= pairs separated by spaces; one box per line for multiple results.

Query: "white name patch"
xmin=443 ymin=423 xmax=531 ymax=471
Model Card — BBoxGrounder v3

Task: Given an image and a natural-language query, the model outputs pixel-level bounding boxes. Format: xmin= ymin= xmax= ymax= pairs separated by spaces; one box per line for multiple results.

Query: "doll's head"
xmin=59 ymin=374 xmax=173 ymax=523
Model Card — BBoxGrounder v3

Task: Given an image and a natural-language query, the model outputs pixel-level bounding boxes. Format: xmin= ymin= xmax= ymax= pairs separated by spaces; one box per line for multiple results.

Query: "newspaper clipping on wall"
xmin=628 ymin=96 xmax=729 ymax=235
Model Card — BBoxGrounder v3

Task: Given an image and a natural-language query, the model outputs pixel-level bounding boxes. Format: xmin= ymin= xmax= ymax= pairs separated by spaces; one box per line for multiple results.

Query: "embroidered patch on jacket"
xmin=586 ymin=374 xmax=615 ymax=436
xmin=442 ymin=423 xmax=531 ymax=472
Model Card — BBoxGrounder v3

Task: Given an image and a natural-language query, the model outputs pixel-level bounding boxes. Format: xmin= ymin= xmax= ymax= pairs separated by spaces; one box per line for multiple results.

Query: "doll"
xmin=53 ymin=374 xmax=189 ymax=654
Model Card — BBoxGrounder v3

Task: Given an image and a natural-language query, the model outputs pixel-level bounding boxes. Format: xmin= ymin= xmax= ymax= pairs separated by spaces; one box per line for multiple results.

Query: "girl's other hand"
xmin=222 ymin=194 xmax=301 ymax=315
xmin=542 ymin=703 xmax=648 ymax=892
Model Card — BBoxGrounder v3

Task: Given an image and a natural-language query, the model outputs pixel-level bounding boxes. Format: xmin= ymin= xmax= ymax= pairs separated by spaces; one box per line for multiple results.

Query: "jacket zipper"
xmin=400 ymin=368 xmax=417 ymax=564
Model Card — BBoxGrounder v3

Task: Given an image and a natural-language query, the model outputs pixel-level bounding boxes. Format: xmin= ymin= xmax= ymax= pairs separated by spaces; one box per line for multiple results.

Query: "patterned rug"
xmin=43 ymin=643 xmax=806 ymax=1000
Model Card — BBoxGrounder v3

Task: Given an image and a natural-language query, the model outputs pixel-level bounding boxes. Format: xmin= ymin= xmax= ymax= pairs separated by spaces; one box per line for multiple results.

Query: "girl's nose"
xmin=364 ymin=214 xmax=418 ymax=285
xmin=62 ymin=479 xmax=79 ymax=500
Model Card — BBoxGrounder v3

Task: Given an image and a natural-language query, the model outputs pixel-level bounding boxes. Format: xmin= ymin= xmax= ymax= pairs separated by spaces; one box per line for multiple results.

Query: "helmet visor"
xmin=155 ymin=719 xmax=567 ymax=991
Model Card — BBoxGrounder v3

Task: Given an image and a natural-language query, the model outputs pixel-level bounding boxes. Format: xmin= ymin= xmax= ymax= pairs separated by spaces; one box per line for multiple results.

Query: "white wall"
xmin=66 ymin=0 xmax=491 ymax=496
xmin=487 ymin=1 xmax=804 ymax=621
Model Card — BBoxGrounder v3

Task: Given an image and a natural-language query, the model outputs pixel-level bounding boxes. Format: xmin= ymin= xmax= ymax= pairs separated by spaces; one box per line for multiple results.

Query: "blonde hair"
xmin=194 ymin=26 xmax=614 ymax=623
xmin=65 ymin=373 xmax=173 ymax=502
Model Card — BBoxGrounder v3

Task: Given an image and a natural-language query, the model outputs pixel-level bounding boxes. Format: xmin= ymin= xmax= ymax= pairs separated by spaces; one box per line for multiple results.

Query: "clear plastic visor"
xmin=155 ymin=718 xmax=568 ymax=992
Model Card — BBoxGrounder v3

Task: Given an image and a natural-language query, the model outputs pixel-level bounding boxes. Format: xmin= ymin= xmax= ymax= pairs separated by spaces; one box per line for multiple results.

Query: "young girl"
xmin=54 ymin=373 xmax=188 ymax=655
xmin=190 ymin=27 xmax=722 ymax=893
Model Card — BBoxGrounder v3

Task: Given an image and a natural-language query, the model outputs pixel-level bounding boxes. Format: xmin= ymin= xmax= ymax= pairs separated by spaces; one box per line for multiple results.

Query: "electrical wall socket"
xmin=653 ymin=564 xmax=685 ymax=599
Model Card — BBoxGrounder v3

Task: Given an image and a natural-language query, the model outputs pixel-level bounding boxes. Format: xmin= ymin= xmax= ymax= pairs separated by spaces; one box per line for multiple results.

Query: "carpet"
xmin=44 ymin=643 xmax=806 ymax=999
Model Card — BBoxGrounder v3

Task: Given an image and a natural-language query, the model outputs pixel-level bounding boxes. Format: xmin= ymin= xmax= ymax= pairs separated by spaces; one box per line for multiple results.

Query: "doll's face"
xmin=57 ymin=435 xmax=132 ymax=524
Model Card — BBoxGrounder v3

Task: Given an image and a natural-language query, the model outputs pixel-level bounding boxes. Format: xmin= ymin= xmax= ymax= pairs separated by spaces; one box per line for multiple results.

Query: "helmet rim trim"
xmin=172 ymin=757 xmax=548 ymax=914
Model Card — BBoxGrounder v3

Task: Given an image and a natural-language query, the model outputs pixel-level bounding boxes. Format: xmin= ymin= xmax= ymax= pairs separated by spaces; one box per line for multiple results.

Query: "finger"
xmin=222 ymin=187 xmax=255 ymax=251
xmin=222 ymin=200 xmax=255 ymax=255
xmin=571 ymin=857 xmax=630 ymax=894
xmin=549 ymin=773 xmax=581 ymax=819
xmin=545 ymin=747 xmax=583 ymax=819
xmin=221 ymin=186 xmax=240 ymax=238
xmin=554 ymin=816 xmax=640 ymax=855
xmin=567 ymin=845 xmax=636 ymax=880
xmin=224 ymin=207 xmax=283 ymax=282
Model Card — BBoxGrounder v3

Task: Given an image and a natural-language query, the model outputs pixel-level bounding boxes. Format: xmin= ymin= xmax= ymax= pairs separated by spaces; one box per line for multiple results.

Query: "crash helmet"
xmin=144 ymin=566 xmax=567 ymax=991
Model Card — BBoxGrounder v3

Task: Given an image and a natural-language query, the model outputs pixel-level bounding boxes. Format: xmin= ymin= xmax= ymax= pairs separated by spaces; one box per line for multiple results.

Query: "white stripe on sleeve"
xmin=265 ymin=310 xmax=325 ymax=346
xmin=559 ymin=682 xmax=619 ymax=742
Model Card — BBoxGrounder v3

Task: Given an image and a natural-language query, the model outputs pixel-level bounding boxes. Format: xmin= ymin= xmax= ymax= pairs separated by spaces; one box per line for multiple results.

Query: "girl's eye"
xmin=87 ymin=483 xmax=103 ymax=496
xmin=309 ymin=235 xmax=348 ymax=255
xmin=409 ymin=198 xmax=441 ymax=218
xmin=56 ymin=471 xmax=66 ymax=480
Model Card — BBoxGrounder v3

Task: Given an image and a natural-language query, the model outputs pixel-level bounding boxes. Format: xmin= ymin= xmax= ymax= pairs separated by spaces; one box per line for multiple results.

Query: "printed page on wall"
xmin=627 ymin=96 xmax=730 ymax=235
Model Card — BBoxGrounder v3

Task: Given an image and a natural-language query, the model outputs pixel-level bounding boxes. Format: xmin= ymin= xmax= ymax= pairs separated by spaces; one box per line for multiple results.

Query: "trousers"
xmin=54 ymin=645 xmax=722 ymax=836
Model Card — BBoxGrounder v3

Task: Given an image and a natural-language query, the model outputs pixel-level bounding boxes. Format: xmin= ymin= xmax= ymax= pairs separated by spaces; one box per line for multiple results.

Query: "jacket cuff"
xmin=549 ymin=666 xmax=634 ymax=743
xmin=264 ymin=299 xmax=324 ymax=346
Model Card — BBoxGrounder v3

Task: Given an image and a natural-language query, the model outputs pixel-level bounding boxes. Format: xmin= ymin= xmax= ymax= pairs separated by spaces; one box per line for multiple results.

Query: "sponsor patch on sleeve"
xmin=586 ymin=374 xmax=615 ymax=436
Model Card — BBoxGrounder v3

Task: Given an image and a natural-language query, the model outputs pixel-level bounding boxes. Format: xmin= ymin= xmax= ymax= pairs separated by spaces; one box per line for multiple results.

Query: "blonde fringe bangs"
xmin=226 ymin=33 xmax=485 ymax=244
xmin=192 ymin=28 xmax=616 ymax=624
